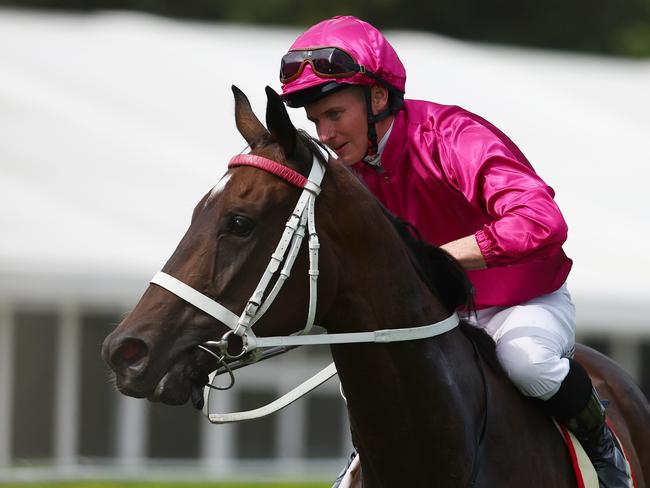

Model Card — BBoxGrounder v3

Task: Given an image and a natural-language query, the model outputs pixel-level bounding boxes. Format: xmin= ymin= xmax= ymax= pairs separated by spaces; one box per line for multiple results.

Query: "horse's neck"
xmin=331 ymin=331 xmax=485 ymax=486
xmin=319 ymin=165 xmax=449 ymax=332
xmin=320 ymin=167 xmax=485 ymax=485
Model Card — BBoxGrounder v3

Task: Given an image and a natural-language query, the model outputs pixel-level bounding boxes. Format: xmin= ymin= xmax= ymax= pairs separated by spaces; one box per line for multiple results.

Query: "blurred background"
xmin=1 ymin=0 xmax=649 ymax=486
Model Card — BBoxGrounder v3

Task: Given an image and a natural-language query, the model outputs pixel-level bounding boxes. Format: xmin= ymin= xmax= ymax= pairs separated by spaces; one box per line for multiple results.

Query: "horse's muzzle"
xmin=101 ymin=332 xmax=158 ymax=398
xmin=102 ymin=328 xmax=214 ymax=406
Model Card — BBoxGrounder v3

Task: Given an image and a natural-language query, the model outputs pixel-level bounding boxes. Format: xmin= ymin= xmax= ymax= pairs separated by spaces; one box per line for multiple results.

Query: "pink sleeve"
xmin=439 ymin=114 xmax=568 ymax=267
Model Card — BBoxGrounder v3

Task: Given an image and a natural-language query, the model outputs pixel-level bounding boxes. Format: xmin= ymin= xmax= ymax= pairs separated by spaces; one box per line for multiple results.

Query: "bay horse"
xmin=102 ymin=85 xmax=650 ymax=487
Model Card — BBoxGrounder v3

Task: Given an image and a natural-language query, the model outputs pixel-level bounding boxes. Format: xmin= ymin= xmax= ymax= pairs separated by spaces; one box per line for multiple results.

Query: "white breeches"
xmin=463 ymin=283 xmax=576 ymax=400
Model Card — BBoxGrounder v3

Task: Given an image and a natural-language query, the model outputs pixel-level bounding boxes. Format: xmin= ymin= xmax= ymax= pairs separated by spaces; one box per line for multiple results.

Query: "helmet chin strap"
xmin=362 ymin=85 xmax=392 ymax=169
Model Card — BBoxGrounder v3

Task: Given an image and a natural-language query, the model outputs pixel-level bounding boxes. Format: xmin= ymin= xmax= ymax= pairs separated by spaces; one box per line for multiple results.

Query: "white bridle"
xmin=150 ymin=143 xmax=459 ymax=423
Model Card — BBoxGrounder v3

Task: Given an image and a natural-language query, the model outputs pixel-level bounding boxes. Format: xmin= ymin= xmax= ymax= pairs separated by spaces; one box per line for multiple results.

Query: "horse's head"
xmin=101 ymin=86 xmax=338 ymax=406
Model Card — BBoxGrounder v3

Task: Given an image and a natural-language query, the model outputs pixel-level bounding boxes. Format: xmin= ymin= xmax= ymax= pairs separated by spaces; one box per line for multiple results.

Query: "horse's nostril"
xmin=113 ymin=338 xmax=149 ymax=370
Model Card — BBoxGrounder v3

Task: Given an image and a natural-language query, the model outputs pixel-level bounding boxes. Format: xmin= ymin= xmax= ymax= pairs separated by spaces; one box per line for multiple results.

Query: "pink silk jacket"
xmin=353 ymin=99 xmax=573 ymax=309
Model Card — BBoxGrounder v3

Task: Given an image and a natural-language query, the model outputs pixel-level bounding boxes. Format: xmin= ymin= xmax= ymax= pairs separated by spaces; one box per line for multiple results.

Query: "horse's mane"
xmin=380 ymin=208 xmax=503 ymax=371
xmin=380 ymin=208 xmax=474 ymax=313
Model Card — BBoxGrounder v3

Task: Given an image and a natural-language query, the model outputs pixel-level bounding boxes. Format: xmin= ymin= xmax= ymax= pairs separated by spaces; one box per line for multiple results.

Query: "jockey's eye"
xmin=225 ymin=215 xmax=254 ymax=237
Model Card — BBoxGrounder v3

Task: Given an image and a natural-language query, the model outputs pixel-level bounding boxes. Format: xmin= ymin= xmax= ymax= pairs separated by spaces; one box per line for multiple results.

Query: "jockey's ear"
xmin=232 ymin=85 xmax=269 ymax=149
xmin=371 ymin=84 xmax=390 ymax=115
xmin=265 ymin=85 xmax=298 ymax=160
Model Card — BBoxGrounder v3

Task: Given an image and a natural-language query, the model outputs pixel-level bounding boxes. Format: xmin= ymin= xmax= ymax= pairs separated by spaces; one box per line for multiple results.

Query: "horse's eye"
xmin=226 ymin=215 xmax=254 ymax=237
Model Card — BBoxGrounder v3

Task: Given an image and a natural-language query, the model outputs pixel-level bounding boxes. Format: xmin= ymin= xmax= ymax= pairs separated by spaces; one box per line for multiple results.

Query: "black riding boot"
xmin=566 ymin=388 xmax=631 ymax=488
xmin=543 ymin=358 xmax=631 ymax=488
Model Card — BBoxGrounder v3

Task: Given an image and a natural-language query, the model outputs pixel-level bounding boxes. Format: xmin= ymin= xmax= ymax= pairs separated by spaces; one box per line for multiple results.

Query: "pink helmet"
xmin=280 ymin=16 xmax=406 ymax=109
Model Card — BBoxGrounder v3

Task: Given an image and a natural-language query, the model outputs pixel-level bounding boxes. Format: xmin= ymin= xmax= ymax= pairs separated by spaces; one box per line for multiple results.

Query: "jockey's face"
xmin=305 ymin=86 xmax=368 ymax=166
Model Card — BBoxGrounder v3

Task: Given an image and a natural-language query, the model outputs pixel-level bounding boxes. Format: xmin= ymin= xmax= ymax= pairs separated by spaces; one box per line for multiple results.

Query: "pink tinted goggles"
xmin=280 ymin=47 xmax=364 ymax=84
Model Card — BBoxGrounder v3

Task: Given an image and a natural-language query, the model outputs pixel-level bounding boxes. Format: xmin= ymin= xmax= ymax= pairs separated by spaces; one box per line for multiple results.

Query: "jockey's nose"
xmin=102 ymin=335 xmax=149 ymax=376
xmin=318 ymin=123 xmax=335 ymax=145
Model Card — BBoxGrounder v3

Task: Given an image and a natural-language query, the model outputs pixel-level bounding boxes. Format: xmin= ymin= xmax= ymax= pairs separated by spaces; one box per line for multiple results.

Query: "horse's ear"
xmin=265 ymin=85 xmax=298 ymax=159
xmin=232 ymin=85 xmax=268 ymax=149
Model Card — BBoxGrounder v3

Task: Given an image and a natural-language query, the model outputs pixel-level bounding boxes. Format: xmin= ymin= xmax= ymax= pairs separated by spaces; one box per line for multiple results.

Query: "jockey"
xmin=280 ymin=15 xmax=630 ymax=487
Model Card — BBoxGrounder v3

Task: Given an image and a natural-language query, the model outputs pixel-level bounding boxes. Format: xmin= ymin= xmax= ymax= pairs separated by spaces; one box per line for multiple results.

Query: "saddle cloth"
xmin=556 ymin=420 xmax=635 ymax=488
xmin=557 ymin=422 xmax=599 ymax=488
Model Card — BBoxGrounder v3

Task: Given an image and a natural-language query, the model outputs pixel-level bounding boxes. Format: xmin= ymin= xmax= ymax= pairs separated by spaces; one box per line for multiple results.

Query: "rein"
xmin=149 ymin=142 xmax=460 ymax=424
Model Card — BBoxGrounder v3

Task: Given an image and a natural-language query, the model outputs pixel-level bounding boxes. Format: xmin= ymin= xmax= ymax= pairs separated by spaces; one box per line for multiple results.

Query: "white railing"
xmin=0 ymin=297 xmax=647 ymax=483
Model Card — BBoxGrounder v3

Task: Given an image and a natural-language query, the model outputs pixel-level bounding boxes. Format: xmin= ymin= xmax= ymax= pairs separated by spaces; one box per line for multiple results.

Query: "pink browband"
xmin=229 ymin=154 xmax=308 ymax=188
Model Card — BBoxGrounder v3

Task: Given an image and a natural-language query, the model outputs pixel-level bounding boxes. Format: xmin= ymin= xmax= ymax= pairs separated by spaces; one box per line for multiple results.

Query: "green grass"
xmin=0 ymin=483 xmax=330 ymax=488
